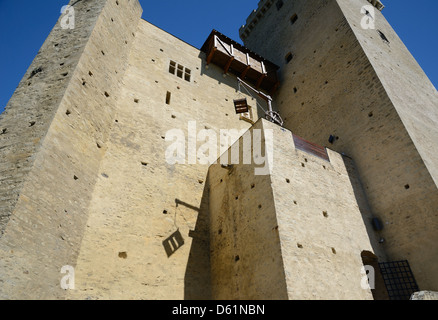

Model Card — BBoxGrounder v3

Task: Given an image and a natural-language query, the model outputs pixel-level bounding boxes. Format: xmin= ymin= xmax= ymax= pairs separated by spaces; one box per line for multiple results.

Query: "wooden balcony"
xmin=201 ymin=30 xmax=280 ymax=95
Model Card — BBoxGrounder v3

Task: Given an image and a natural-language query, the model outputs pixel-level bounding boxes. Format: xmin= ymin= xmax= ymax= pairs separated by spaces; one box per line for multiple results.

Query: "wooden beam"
xmin=270 ymin=81 xmax=280 ymax=95
xmin=224 ymin=57 xmax=235 ymax=74
xmin=241 ymin=65 xmax=251 ymax=79
xmin=206 ymin=47 xmax=217 ymax=65
xmin=256 ymin=74 xmax=266 ymax=89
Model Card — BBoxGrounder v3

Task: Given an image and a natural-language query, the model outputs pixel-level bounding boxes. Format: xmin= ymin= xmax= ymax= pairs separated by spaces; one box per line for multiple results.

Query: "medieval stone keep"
xmin=0 ymin=0 xmax=437 ymax=300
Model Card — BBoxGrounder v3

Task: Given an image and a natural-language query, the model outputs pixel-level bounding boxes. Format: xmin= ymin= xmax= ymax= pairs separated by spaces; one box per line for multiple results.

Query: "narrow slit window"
xmin=166 ymin=91 xmax=171 ymax=105
xmin=169 ymin=61 xmax=176 ymax=75
xmin=285 ymin=52 xmax=293 ymax=64
xmin=276 ymin=0 xmax=284 ymax=10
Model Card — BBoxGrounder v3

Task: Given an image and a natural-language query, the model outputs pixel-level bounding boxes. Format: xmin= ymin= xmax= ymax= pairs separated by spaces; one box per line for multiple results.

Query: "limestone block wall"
xmin=0 ymin=0 xmax=107 ymax=238
xmin=209 ymin=119 xmax=379 ymax=299
xmin=3 ymin=0 xmax=434 ymax=300
xmin=209 ymin=120 xmax=288 ymax=300
xmin=240 ymin=0 xmax=438 ymax=290
xmin=337 ymin=0 xmax=438 ymax=188
xmin=335 ymin=0 xmax=438 ymax=289
xmin=65 ymin=19 xmax=264 ymax=300
xmin=0 ymin=0 xmax=142 ymax=299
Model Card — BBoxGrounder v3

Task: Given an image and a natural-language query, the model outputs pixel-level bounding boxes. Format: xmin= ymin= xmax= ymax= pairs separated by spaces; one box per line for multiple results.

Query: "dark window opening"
xmin=290 ymin=13 xmax=298 ymax=25
xmin=276 ymin=0 xmax=284 ymax=10
xmin=285 ymin=52 xmax=293 ymax=64
xmin=177 ymin=65 xmax=184 ymax=78
xmin=377 ymin=30 xmax=390 ymax=43
xmin=169 ymin=61 xmax=192 ymax=82
xmin=169 ymin=61 xmax=176 ymax=75
xmin=166 ymin=91 xmax=171 ymax=105
xmin=184 ymin=68 xmax=191 ymax=82
xmin=328 ymin=135 xmax=335 ymax=144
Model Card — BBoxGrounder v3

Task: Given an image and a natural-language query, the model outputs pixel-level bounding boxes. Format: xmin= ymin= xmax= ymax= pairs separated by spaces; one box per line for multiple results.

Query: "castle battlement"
xmin=239 ymin=0 xmax=385 ymax=42
xmin=239 ymin=0 xmax=275 ymax=42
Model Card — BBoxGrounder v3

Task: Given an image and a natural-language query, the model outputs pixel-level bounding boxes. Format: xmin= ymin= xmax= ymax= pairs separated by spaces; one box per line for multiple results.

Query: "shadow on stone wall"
xmin=163 ymin=229 xmax=185 ymax=258
xmin=343 ymin=155 xmax=388 ymax=262
xmin=183 ymin=171 xmax=212 ymax=300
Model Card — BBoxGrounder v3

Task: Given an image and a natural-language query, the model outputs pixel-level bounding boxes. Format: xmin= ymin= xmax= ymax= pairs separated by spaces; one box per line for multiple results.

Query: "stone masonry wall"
xmin=209 ymin=120 xmax=289 ymax=300
xmin=0 ymin=0 xmax=142 ymax=299
xmin=0 ymin=0 xmax=107 ymax=238
xmin=65 ymin=19 xmax=263 ymax=300
xmin=241 ymin=0 xmax=438 ymax=291
xmin=209 ymin=119 xmax=378 ymax=299
xmin=3 ymin=0 xmax=435 ymax=300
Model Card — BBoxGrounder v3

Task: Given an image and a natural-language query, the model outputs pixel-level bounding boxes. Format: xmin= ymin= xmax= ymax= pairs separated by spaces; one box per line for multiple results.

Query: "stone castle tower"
xmin=0 ymin=0 xmax=437 ymax=300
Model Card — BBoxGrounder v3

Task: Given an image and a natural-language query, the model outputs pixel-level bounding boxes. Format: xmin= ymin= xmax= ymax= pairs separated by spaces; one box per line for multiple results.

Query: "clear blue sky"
xmin=0 ymin=0 xmax=437 ymax=114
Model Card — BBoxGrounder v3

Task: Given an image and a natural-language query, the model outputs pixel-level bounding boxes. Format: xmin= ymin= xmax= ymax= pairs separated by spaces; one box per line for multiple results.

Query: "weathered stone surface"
xmin=0 ymin=0 xmax=436 ymax=300
xmin=65 ymin=18 xmax=260 ymax=300
xmin=0 ymin=0 xmax=142 ymax=299
xmin=410 ymin=291 xmax=438 ymax=300
xmin=241 ymin=0 xmax=438 ymax=292
xmin=209 ymin=119 xmax=379 ymax=300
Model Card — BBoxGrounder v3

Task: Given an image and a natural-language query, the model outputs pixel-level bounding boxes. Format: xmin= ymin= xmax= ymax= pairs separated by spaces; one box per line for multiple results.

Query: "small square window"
xmin=169 ymin=60 xmax=192 ymax=82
